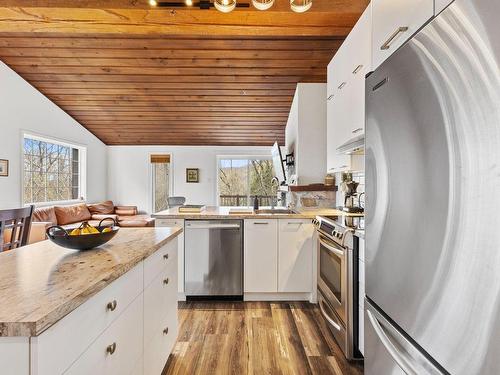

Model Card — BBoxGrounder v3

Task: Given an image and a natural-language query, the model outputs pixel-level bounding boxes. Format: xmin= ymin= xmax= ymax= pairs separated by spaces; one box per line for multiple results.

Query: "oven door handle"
xmin=319 ymin=298 xmax=342 ymax=331
xmin=319 ymin=236 xmax=345 ymax=258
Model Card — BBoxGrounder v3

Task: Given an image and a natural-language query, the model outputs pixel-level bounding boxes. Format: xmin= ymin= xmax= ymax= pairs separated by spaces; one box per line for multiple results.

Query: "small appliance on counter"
xmin=340 ymin=180 xmax=364 ymax=213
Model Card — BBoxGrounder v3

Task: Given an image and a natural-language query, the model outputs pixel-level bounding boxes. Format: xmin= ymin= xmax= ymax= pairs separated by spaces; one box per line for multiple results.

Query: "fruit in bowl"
xmin=46 ymin=218 xmax=119 ymax=251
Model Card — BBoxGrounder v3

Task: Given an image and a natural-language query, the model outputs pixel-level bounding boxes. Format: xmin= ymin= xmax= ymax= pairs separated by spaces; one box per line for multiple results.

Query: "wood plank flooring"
xmin=162 ymin=301 xmax=363 ymax=375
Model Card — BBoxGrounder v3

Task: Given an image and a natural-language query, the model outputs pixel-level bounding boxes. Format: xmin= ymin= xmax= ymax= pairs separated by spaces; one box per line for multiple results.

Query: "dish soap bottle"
xmin=253 ymin=196 xmax=259 ymax=211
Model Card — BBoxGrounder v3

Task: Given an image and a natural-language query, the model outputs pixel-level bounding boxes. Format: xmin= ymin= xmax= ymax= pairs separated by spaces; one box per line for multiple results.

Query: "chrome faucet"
xmin=271 ymin=177 xmax=280 ymax=209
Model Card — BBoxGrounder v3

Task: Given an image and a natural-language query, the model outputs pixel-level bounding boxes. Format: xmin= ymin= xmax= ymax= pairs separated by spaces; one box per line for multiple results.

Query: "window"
xmin=151 ymin=154 xmax=171 ymax=213
xmin=217 ymin=157 xmax=278 ymax=207
xmin=23 ymin=134 xmax=86 ymax=205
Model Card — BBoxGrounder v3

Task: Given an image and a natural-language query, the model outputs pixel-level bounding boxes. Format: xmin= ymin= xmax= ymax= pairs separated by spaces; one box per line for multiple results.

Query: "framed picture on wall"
xmin=0 ymin=159 xmax=8 ymax=177
xmin=186 ymin=168 xmax=199 ymax=183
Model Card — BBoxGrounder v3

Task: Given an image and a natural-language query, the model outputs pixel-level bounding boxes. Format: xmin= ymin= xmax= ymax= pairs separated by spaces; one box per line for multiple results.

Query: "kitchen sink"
xmin=254 ymin=208 xmax=297 ymax=215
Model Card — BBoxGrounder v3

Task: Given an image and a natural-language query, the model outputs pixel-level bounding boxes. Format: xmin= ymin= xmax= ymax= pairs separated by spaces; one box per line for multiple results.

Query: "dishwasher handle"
xmin=186 ymin=223 xmax=241 ymax=230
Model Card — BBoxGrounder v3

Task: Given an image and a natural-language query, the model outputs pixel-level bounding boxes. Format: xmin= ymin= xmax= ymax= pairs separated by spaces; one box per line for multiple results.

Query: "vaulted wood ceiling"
xmin=0 ymin=0 xmax=369 ymax=146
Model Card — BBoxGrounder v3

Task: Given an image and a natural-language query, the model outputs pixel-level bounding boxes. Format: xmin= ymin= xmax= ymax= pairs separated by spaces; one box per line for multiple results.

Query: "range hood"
xmin=336 ymin=134 xmax=365 ymax=154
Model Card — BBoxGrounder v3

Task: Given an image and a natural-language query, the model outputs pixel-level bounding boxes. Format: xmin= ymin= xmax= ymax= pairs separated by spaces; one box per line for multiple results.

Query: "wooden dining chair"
xmin=0 ymin=205 xmax=35 ymax=252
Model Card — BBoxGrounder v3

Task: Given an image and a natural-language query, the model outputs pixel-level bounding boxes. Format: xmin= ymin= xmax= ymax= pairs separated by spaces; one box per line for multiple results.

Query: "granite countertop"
xmin=152 ymin=206 xmax=363 ymax=220
xmin=0 ymin=227 xmax=182 ymax=337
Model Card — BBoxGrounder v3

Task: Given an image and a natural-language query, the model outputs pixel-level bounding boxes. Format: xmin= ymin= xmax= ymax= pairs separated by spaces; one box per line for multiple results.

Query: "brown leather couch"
xmin=33 ymin=201 xmax=155 ymax=232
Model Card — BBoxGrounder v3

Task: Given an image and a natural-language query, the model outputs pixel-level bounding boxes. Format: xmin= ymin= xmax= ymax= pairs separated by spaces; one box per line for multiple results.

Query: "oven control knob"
xmin=337 ymin=232 xmax=343 ymax=239
xmin=331 ymin=230 xmax=337 ymax=237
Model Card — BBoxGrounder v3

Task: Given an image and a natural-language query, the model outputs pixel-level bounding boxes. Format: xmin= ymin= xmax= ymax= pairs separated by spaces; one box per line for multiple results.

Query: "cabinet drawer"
xmin=155 ymin=219 xmax=184 ymax=227
xmin=32 ymin=264 xmax=143 ymax=375
xmin=144 ymin=261 xmax=178 ymax=344
xmin=372 ymin=0 xmax=433 ymax=69
xmin=64 ymin=294 xmax=144 ymax=375
xmin=144 ymin=305 xmax=178 ymax=375
xmin=144 ymin=239 xmax=178 ymax=288
xmin=154 ymin=219 xmax=184 ymax=294
xmin=244 ymin=219 xmax=278 ymax=293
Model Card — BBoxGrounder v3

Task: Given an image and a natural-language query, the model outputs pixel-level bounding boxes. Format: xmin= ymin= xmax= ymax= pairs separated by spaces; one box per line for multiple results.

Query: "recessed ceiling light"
xmin=252 ymin=0 xmax=274 ymax=10
xmin=185 ymin=0 xmax=193 ymax=5
xmin=149 ymin=0 xmax=158 ymax=6
xmin=214 ymin=0 xmax=237 ymax=13
xmin=290 ymin=0 xmax=312 ymax=13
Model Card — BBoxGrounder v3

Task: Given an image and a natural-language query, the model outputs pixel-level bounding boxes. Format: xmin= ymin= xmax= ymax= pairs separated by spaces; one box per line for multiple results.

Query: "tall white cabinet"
xmin=327 ymin=5 xmax=371 ymax=173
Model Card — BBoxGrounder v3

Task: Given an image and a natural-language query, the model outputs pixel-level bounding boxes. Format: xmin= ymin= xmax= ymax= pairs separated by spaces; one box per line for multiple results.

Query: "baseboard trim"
xmin=244 ymin=292 xmax=311 ymax=302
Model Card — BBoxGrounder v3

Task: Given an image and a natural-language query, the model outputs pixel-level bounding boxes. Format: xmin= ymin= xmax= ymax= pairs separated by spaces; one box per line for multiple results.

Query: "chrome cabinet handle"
xmin=163 ymin=327 xmax=169 ymax=335
xmin=106 ymin=300 xmax=117 ymax=312
xmin=352 ymin=64 xmax=363 ymax=74
xmin=352 ymin=128 xmax=363 ymax=134
xmin=367 ymin=310 xmax=418 ymax=375
xmin=338 ymin=82 xmax=346 ymax=90
xmin=163 ymin=278 xmax=170 ymax=285
xmin=106 ymin=342 xmax=116 ymax=355
xmin=253 ymin=222 xmax=269 ymax=225
xmin=163 ymin=253 xmax=169 ymax=260
xmin=327 ymin=94 xmax=334 ymax=101
xmin=381 ymin=26 xmax=409 ymax=50
xmin=319 ymin=299 xmax=342 ymax=331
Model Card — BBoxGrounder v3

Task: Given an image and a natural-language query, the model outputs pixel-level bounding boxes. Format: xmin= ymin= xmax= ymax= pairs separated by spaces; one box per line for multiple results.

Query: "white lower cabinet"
xmin=64 ymin=294 xmax=144 ymax=375
xmin=29 ymin=239 xmax=179 ymax=375
xmin=244 ymin=219 xmax=313 ymax=296
xmin=278 ymin=220 xmax=314 ymax=293
xmin=244 ymin=219 xmax=278 ymax=293
xmin=154 ymin=219 xmax=185 ymax=297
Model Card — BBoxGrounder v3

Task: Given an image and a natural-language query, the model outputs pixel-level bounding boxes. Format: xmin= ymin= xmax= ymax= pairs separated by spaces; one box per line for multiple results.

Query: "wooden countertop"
xmin=152 ymin=206 xmax=363 ymax=219
xmin=0 ymin=227 xmax=182 ymax=337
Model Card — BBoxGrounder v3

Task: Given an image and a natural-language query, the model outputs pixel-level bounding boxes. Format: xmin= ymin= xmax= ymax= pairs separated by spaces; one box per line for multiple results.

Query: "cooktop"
xmin=321 ymin=215 xmax=365 ymax=231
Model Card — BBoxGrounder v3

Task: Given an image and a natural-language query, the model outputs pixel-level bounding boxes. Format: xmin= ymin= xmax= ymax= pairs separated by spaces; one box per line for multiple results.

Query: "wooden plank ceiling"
xmin=0 ymin=0 xmax=369 ymax=146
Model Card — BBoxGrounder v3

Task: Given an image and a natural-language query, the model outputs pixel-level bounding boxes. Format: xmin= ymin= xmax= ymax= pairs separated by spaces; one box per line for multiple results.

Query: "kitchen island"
xmin=0 ymin=226 xmax=182 ymax=375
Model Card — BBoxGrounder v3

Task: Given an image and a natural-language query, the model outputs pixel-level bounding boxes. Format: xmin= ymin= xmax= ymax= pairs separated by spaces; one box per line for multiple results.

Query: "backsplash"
xmin=286 ymin=190 xmax=336 ymax=210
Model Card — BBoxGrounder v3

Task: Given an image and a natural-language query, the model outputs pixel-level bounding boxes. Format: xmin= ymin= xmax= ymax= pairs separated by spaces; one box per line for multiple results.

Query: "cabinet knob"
xmin=163 ymin=253 xmax=169 ymax=260
xmin=163 ymin=278 xmax=170 ymax=285
xmin=163 ymin=327 xmax=169 ymax=335
xmin=106 ymin=342 xmax=117 ymax=355
xmin=106 ymin=300 xmax=117 ymax=312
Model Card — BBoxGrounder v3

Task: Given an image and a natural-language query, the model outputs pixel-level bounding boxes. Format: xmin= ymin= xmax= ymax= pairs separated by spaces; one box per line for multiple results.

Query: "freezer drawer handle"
xmin=366 ymin=309 xmax=418 ymax=375
xmin=381 ymin=26 xmax=409 ymax=50
xmin=319 ymin=299 xmax=342 ymax=331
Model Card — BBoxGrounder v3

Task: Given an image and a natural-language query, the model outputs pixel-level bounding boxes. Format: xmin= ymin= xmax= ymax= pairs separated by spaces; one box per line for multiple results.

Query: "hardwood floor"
xmin=162 ymin=301 xmax=363 ymax=375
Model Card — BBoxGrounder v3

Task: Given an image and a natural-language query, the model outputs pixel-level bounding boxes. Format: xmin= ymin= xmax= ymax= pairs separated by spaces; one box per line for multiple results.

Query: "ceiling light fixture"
xmin=252 ymin=0 xmax=274 ymax=10
xmin=149 ymin=0 xmax=158 ymax=6
xmin=290 ymin=0 xmax=312 ymax=13
xmin=185 ymin=0 xmax=193 ymax=5
xmin=214 ymin=0 xmax=237 ymax=12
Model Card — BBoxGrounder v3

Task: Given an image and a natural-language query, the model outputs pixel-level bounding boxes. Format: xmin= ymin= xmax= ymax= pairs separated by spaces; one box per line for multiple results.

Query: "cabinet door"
xmin=244 ymin=219 xmax=278 ymax=293
xmin=372 ymin=0 xmax=433 ymax=69
xmin=278 ymin=219 xmax=314 ymax=293
xmin=155 ymin=219 xmax=184 ymax=294
xmin=327 ymin=89 xmax=351 ymax=173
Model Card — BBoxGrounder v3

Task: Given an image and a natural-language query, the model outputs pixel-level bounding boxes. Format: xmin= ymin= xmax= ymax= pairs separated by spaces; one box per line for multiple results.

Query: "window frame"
xmin=150 ymin=153 xmax=173 ymax=213
xmin=215 ymin=154 xmax=273 ymax=207
xmin=21 ymin=132 xmax=87 ymax=207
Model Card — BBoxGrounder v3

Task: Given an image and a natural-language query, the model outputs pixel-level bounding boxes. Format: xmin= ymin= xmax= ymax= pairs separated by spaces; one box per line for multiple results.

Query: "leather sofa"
xmin=33 ymin=201 xmax=154 ymax=232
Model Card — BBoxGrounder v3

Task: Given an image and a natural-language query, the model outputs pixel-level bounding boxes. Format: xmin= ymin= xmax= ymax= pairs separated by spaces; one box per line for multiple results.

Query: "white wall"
xmin=0 ymin=61 xmax=107 ymax=209
xmin=108 ymin=145 xmax=272 ymax=214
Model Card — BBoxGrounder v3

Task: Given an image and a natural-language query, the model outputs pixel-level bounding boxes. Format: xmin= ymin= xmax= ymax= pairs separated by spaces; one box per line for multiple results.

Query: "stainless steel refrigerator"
xmin=365 ymin=0 xmax=500 ymax=373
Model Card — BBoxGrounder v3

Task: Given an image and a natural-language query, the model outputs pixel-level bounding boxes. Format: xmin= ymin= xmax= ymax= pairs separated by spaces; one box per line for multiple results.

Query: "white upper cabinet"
xmin=435 ymin=0 xmax=453 ymax=15
xmin=278 ymin=220 xmax=314 ymax=293
xmin=326 ymin=4 xmax=371 ymax=173
xmin=372 ymin=0 xmax=434 ymax=70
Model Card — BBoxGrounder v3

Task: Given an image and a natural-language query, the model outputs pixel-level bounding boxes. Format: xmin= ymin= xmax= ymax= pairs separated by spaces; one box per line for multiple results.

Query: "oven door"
xmin=318 ymin=233 xmax=347 ymax=322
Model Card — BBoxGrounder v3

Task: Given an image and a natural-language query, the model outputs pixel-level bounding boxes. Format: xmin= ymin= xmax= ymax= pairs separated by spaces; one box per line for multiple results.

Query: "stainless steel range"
xmin=313 ymin=215 xmax=364 ymax=360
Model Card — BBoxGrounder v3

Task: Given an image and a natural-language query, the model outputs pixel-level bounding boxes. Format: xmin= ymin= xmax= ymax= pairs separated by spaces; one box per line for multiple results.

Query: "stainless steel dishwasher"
xmin=184 ymin=220 xmax=243 ymax=299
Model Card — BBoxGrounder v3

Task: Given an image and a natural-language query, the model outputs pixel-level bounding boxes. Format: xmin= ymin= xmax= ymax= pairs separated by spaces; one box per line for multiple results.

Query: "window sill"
xmin=25 ymin=199 xmax=86 ymax=208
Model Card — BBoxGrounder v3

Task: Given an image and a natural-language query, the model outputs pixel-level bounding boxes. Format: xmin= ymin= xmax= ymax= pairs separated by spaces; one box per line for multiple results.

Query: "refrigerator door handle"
xmin=366 ymin=310 xmax=418 ymax=375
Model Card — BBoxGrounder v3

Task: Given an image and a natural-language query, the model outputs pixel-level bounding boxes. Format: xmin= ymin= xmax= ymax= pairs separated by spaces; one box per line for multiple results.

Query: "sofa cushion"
xmin=54 ymin=203 xmax=91 ymax=226
xmin=33 ymin=206 xmax=57 ymax=226
xmin=87 ymin=201 xmax=115 ymax=215
xmin=114 ymin=206 xmax=138 ymax=216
